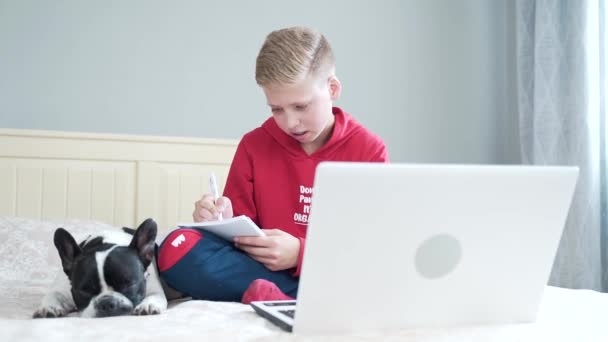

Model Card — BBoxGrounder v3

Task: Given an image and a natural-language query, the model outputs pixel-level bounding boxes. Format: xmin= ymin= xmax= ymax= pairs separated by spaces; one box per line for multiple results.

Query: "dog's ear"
xmin=129 ymin=218 xmax=157 ymax=269
xmin=54 ymin=228 xmax=82 ymax=277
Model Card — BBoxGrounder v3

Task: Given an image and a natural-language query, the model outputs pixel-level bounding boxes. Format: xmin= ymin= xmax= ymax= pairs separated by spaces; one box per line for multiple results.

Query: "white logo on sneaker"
xmin=171 ymin=234 xmax=186 ymax=247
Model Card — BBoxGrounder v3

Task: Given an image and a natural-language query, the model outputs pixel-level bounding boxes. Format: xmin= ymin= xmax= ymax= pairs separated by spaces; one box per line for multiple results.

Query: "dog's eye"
xmin=78 ymin=289 xmax=94 ymax=298
xmin=127 ymin=281 xmax=144 ymax=290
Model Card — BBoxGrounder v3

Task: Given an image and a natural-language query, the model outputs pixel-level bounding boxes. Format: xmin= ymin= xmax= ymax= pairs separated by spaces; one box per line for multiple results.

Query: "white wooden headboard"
xmin=0 ymin=128 xmax=238 ymax=232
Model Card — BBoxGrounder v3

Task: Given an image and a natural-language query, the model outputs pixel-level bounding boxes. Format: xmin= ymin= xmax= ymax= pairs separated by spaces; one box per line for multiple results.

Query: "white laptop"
xmin=251 ymin=162 xmax=579 ymax=334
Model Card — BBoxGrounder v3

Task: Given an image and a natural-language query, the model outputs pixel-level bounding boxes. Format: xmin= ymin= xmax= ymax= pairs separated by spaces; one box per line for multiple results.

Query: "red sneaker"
xmin=241 ymin=279 xmax=294 ymax=304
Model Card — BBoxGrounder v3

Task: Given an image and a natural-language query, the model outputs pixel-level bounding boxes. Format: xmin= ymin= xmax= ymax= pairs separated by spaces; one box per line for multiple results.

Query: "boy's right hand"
xmin=193 ymin=194 xmax=234 ymax=222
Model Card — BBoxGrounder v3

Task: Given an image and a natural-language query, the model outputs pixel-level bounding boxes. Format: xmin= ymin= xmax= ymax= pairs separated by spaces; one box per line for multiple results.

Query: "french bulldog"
xmin=33 ymin=218 xmax=181 ymax=318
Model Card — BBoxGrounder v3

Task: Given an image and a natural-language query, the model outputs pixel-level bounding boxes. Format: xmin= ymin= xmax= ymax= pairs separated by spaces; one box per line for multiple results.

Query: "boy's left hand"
xmin=234 ymin=230 xmax=300 ymax=272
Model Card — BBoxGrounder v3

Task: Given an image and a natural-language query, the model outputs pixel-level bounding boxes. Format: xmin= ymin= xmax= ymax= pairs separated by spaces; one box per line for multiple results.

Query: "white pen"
xmin=209 ymin=172 xmax=223 ymax=221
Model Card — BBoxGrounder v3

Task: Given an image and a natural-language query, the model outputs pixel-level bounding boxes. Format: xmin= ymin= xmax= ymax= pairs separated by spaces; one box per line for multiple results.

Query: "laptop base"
xmin=250 ymin=300 xmax=296 ymax=332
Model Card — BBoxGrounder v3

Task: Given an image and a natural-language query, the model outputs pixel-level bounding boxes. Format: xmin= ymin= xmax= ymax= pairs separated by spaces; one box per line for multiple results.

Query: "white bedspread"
xmin=1 ymin=217 xmax=607 ymax=341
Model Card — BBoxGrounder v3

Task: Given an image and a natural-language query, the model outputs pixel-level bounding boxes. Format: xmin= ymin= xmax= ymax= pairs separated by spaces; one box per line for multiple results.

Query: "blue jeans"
xmin=157 ymin=228 xmax=299 ymax=302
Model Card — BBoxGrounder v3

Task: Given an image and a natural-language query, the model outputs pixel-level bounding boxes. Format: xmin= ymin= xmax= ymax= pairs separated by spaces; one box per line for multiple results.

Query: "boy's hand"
xmin=234 ymin=229 xmax=300 ymax=271
xmin=193 ymin=194 xmax=234 ymax=222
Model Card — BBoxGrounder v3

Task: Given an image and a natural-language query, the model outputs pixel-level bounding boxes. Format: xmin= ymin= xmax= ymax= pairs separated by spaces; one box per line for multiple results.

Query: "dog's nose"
xmin=96 ymin=295 xmax=132 ymax=317
xmin=98 ymin=297 xmax=117 ymax=312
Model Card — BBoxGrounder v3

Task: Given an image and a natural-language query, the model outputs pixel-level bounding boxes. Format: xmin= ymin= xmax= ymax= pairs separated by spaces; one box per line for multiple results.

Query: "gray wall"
xmin=0 ymin=0 xmax=519 ymax=163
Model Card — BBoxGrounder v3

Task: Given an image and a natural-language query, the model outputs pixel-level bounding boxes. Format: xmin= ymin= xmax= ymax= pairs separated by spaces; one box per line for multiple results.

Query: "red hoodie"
xmin=223 ymin=107 xmax=388 ymax=276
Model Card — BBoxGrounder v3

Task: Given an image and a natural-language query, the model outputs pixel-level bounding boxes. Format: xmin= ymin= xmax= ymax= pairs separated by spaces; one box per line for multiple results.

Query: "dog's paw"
xmin=133 ymin=302 xmax=162 ymax=316
xmin=133 ymin=295 xmax=166 ymax=316
xmin=33 ymin=291 xmax=76 ymax=318
xmin=32 ymin=306 xmax=69 ymax=318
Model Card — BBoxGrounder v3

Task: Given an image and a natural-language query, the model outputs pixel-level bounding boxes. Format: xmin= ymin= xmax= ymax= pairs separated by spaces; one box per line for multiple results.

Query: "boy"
xmin=158 ymin=26 xmax=388 ymax=303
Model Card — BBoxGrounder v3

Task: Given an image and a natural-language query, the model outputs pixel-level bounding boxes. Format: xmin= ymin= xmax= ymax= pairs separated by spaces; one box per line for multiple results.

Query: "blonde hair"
xmin=255 ymin=26 xmax=335 ymax=86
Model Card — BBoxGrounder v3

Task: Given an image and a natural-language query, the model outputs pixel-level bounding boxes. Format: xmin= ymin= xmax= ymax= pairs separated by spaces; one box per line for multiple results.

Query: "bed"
xmin=1 ymin=128 xmax=607 ymax=341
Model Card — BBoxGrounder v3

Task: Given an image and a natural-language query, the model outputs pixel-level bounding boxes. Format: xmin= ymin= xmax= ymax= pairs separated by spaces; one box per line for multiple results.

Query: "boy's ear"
xmin=328 ymin=75 xmax=341 ymax=101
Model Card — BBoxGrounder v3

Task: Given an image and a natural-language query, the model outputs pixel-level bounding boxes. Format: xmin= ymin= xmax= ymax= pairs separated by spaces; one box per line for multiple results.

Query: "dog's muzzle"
xmin=94 ymin=294 xmax=133 ymax=317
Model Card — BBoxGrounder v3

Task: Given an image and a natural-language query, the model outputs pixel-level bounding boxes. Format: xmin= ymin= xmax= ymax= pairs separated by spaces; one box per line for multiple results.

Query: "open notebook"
xmin=177 ymin=215 xmax=264 ymax=242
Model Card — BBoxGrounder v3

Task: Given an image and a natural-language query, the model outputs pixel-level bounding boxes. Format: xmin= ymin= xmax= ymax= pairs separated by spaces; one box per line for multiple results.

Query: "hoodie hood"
xmin=261 ymin=107 xmax=364 ymax=159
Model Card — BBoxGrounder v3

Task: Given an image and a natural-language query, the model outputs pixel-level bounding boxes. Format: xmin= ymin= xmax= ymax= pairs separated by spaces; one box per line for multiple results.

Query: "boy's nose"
xmin=286 ymin=114 xmax=301 ymax=130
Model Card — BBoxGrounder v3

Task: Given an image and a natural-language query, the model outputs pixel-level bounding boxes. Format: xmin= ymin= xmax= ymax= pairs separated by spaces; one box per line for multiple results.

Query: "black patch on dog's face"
xmin=103 ymin=247 xmax=147 ymax=307
xmin=70 ymin=255 xmax=102 ymax=311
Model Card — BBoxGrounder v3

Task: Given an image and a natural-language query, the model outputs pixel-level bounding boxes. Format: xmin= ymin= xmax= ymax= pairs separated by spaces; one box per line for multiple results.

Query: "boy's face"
xmin=263 ymin=73 xmax=340 ymax=152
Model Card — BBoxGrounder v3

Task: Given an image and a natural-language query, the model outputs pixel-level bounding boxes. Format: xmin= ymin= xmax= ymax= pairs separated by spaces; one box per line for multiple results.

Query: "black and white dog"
xmin=33 ymin=218 xmax=181 ymax=318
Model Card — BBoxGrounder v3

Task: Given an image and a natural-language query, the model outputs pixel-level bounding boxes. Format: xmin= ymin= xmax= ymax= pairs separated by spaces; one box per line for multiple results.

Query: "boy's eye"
xmin=295 ymin=105 xmax=308 ymax=111
xmin=271 ymin=108 xmax=283 ymax=114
